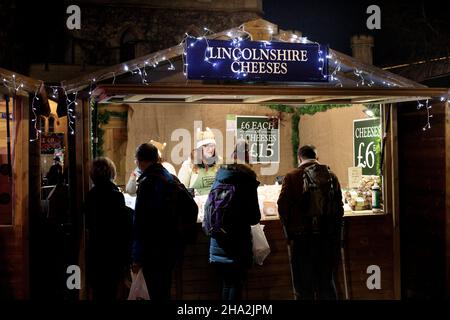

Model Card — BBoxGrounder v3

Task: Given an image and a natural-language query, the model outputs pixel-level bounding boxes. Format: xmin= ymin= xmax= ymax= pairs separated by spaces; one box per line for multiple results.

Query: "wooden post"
xmin=390 ymin=103 xmax=401 ymax=299
xmin=92 ymin=101 xmax=98 ymax=159
xmin=25 ymin=94 xmax=40 ymax=300
xmin=73 ymin=97 xmax=92 ymax=300
xmin=446 ymin=101 xmax=450 ymax=298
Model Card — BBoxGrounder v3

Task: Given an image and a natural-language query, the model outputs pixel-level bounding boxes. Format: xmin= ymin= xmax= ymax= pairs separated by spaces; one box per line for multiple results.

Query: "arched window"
xmin=120 ymin=30 xmax=137 ymax=62
xmin=48 ymin=116 xmax=55 ymax=133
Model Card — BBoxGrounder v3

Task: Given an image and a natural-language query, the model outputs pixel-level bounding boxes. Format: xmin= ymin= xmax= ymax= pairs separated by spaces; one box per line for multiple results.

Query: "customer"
xmin=203 ymin=139 xmax=260 ymax=300
xmin=84 ymin=157 xmax=132 ymax=300
xmin=132 ymin=142 xmax=197 ymax=300
xmin=277 ymin=145 xmax=344 ymax=300
xmin=126 ymin=139 xmax=176 ymax=195
xmin=46 ymin=156 xmax=64 ymax=186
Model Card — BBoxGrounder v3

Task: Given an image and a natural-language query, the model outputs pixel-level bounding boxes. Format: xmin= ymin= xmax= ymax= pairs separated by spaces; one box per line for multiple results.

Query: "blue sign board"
xmin=186 ymin=38 xmax=329 ymax=82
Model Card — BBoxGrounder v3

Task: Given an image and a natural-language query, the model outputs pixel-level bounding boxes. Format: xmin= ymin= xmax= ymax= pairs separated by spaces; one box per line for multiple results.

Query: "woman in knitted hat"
xmin=178 ymin=127 xmax=221 ymax=196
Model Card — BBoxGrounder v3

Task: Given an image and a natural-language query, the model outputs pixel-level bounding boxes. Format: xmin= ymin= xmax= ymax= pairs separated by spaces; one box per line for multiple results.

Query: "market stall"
xmin=62 ymin=19 xmax=449 ymax=300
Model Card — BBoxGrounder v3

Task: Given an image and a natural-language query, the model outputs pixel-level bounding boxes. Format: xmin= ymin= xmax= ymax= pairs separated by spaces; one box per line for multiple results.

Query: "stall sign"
xmin=353 ymin=118 xmax=381 ymax=175
xmin=236 ymin=115 xmax=279 ymax=163
xmin=186 ymin=38 xmax=329 ymax=82
xmin=41 ymin=133 xmax=64 ymax=154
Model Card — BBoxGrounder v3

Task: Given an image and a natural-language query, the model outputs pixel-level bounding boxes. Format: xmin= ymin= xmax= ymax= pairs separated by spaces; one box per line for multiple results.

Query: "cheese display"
xmin=343 ymin=175 xmax=382 ymax=211
xmin=195 ymin=184 xmax=282 ymax=222
xmin=124 ymin=185 xmax=283 ymax=223
xmin=123 ymin=178 xmax=383 ymax=221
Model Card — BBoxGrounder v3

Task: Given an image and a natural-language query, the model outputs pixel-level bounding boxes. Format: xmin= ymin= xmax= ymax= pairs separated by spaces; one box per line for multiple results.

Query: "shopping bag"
xmin=251 ymin=223 xmax=271 ymax=265
xmin=127 ymin=269 xmax=150 ymax=300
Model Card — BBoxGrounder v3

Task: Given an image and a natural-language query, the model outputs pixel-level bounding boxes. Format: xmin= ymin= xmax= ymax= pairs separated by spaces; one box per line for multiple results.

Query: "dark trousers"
xmin=215 ymin=263 xmax=247 ymax=300
xmin=89 ymin=266 xmax=123 ymax=301
xmin=143 ymin=252 xmax=177 ymax=300
xmin=290 ymin=234 xmax=338 ymax=300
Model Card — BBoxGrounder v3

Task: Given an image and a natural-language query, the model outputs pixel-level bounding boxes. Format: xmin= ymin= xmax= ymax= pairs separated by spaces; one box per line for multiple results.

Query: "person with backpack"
xmin=203 ymin=139 xmax=261 ymax=300
xmin=132 ymin=143 xmax=198 ymax=300
xmin=277 ymin=145 xmax=344 ymax=300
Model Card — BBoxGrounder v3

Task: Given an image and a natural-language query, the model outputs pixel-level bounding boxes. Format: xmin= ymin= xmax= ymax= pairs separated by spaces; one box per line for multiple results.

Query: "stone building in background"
xmin=29 ymin=0 xmax=263 ymax=82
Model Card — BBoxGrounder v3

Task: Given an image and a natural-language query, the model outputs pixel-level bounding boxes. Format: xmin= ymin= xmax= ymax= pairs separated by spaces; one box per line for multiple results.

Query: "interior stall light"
xmin=363 ymin=109 xmax=375 ymax=117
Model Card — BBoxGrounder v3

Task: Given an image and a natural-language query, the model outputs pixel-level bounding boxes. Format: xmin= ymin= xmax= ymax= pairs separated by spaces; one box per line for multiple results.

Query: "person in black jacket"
xmin=132 ymin=143 xmax=186 ymax=300
xmin=205 ymin=139 xmax=261 ymax=300
xmin=46 ymin=156 xmax=63 ymax=185
xmin=84 ymin=157 xmax=132 ymax=300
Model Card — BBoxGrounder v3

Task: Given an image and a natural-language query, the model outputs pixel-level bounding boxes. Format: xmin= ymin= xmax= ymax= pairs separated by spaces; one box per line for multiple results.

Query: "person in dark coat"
xmin=205 ymin=139 xmax=261 ymax=300
xmin=131 ymin=143 xmax=183 ymax=300
xmin=84 ymin=157 xmax=132 ymax=300
xmin=277 ymin=145 xmax=344 ymax=300
xmin=46 ymin=156 xmax=63 ymax=185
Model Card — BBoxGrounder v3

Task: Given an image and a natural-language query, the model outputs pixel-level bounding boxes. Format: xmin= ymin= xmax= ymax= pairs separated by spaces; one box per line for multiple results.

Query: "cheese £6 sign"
xmin=186 ymin=38 xmax=329 ymax=82
xmin=353 ymin=118 xmax=381 ymax=176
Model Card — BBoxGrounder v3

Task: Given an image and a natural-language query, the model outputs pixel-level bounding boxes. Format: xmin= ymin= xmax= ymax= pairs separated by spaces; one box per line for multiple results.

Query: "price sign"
xmin=236 ymin=116 xmax=279 ymax=163
xmin=353 ymin=118 xmax=381 ymax=175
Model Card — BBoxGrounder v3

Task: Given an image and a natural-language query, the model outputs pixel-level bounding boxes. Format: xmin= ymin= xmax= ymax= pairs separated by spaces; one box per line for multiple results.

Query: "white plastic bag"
xmin=251 ymin=223 xmax=271 ymax=265
xmin=127 ymin=269 xmax=150 ymax=300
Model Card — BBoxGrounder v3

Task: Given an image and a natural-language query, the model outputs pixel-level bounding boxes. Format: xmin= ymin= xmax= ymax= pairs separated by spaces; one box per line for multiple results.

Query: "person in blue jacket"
xmin=205 ymin=139 xmax=261 ymax=300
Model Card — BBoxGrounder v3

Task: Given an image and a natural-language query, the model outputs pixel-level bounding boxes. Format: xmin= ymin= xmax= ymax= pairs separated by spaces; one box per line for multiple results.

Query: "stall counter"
xmin=123 ymin=183 xmax=385 ymax=221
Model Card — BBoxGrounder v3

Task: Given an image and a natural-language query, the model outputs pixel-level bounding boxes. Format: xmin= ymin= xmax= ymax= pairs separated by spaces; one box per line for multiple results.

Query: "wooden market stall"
xmin=1 ymin=19 xmax=449 ymax=300
xmin=59 ymin=19 xmax=450 ymax=300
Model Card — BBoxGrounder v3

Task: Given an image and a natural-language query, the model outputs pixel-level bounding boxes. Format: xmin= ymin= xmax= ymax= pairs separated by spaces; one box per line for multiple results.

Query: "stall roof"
xmin=0 ymin=67 xmax=42 ymax=95
xmin=93 ymin=83 xmax=450 ymax=105
xmin=24 ymin=19 xmax=450 ymax=104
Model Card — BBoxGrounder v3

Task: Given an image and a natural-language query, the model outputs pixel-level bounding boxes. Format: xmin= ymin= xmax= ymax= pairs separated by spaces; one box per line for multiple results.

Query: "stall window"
xmin=120 ymin=29 xmax=137 ymax=62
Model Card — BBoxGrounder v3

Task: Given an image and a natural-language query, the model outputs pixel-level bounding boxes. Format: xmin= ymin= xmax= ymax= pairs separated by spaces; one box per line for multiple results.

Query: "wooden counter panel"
xmin=0 ymin=227 xmax=27 ymax=299
xmin=178 ymin=215 xmax=394 ymax=300
xmin=179 ymin=220 xmax=293 ymax=300
xmin=336 ymin=214 xmax=394 ymax=299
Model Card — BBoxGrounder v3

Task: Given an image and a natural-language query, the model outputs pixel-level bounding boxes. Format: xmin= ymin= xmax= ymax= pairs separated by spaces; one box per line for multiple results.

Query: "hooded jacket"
xmin=207 ymin=164 xmax=261 ymax=266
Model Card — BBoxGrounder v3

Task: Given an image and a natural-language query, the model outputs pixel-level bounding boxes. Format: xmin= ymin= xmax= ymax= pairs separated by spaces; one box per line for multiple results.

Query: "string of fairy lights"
xmin=2 ymin=23 xmax=449 ymax=140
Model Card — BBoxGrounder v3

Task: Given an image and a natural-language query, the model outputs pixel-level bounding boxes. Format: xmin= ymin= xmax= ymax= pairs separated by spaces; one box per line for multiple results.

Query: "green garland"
xmin=268 ymin=104 xmax=351 ymax=167
xmin=95 ymin=110 xmax=128 ymax=156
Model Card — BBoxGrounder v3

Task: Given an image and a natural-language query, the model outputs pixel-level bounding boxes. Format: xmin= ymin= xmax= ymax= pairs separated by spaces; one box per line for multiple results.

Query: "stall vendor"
xmin=126 ymin=139 xmax=176 ymax=194
xmin=178 ymin=127 xmax=221 ymax=195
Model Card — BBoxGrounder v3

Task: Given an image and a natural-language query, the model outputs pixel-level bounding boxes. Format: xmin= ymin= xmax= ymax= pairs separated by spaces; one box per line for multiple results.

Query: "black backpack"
xmin=169 ymin=177 xmax=199 ymax=244
xmin=298 ymin=164 xmax=340 ymax=236
xmin=148 ymin=172 xmax=199 ymax=244
xmin=303 ymin=164 xmax=340 ymax=235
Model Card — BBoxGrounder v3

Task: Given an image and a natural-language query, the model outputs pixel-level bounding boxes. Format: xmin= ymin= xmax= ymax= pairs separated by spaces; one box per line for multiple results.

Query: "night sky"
xmin=1 ymin=0 xmax=449 ymax=73
xmin=263 ymin=0 xmax=450 ymax=66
